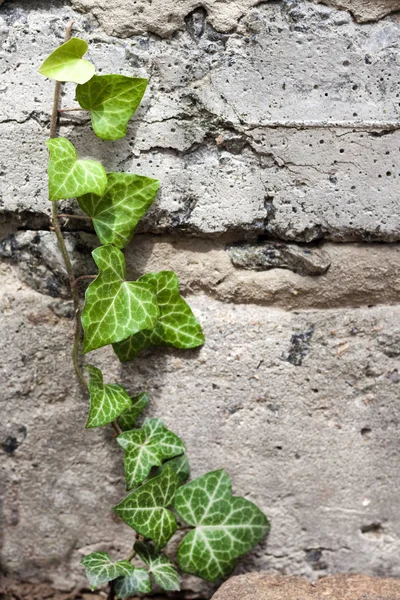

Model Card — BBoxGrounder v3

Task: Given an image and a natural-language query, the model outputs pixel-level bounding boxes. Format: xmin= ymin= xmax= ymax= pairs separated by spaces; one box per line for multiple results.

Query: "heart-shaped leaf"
xmin=174 ymin=470 xmax=270 ymax=581
xmin=114 ymin=567 xmax=151 ymax=598
xmin=135 ymin=542 xmax=181 ymax=591
xmin=85 ymin=365 xmax=132 ymax=428
xmin=117 ymin=418 xmax=185 ymax=489
xmin=76 ymin=74 xmax=148 ymax=140
xmin=78 ymin=172 xmax=159 ymax=249
xmin=81 ymin=245 xmax=160 ymax=353
xmin=118 ymin=392 xmax=148 ymax=431
xmin=39 ymin=38 xmax=95 ymax=84
xmin=81 ymin=552 xmax=134 ymax=590
xmin=154 ymin=454 xmax=190 ymax=486
xmin=113 ymin=271 xmax=205 ymax=362
xmin=114 ymin=465 xmax=178 ymax=549
xmin=47 ymin=138 xmax=107 ymax=201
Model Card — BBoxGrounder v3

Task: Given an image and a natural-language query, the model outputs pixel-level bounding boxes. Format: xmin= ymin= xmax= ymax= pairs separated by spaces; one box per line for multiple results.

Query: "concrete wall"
xmin=1 ymin=0 xmax=400 ymax=596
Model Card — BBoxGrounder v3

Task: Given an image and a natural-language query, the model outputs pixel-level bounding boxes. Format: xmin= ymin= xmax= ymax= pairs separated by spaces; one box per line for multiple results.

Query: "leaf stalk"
xmin=57 ymin=213 xmax=93 ymax=221
xmin=58 ymin=107 xmax=88 ymax=112
xmin=72 ymin=275 xmax=96 ymax=288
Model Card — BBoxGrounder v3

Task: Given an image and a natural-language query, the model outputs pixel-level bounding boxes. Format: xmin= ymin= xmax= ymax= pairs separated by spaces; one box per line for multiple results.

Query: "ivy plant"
xmin=39 ymin=25 xmax=270 ymax=599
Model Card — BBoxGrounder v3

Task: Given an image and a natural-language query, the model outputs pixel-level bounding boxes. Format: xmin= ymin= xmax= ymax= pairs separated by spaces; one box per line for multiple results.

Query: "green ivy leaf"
xmin=118 ymin=392 xmax=149 ymax=431
xmin=114 ymin=567 xmax=151 ymax=598
xmin=135 ymin=542 xmax=181 ymax=591
xmin=39 ymin=38 xmax=95 ymax=84
xmin=114 ymin=465 xmax=178 ymax=549
xmin=155 ymin=454 xmax=190 ymax=486
xmin=113 ymin=271 xmax=205 ymax=362
xmin=81 ymin=552 xmax=134 ymax=590
xmin=46 ymin=138 xmax=107 ymax=201
xmin=76 ymin=75 xmax=148 ymax=140
xmin=81 ymin=245 xmax=160 ymax=353
xmin=85 ymin=365 xmax=132 ymax=428
xmin=174 ymin=470 xmax=270 ymax=581
xmin=78 ymin=172 xmax=159 ymax=249
xmin=117 ymin=418 xmax=185 ymax=489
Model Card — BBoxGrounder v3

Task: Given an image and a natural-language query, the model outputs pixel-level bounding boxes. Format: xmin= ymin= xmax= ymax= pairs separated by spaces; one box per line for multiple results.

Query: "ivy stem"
xmin=107 ymin=581 xmax=116 ymax=600
xmin=72 ymin=275 xmax=96 ymax=288
xmin=126 ymin=548 xmax=136 ymax=562
xmin=57 ymin=213 xmax=93 ymax=221
xmin=111 ymin=420 xmax=122 ymax=436
xmin=58 ymin=107 xmax=88 ymax=112
xmin=49 ymin=20 xmax=87 ymax=391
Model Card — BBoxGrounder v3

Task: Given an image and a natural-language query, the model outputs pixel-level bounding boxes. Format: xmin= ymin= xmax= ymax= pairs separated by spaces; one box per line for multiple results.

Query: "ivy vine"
xmin=38 ymin=23 xmax=269 ymax=599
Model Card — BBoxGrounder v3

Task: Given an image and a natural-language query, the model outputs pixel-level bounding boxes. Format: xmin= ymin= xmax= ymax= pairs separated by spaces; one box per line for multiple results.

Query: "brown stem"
xmin=49 ymin=21 xmax=87 ymax=391
xmin=126 ymin=548 xmax=136 ymax=562
xmin=57 ymin=213 xmax=92 ymax=221
xmin=111 ymin=420 xmax=122 ymax=436
xmin=72 ymin=275 xmax=96 ymax=288
xmin=58 ymin=107 xmax=88 ymax=113
xmin=50 ymin=81 xmax=62 ymax=138
xmin=107 ymin=580 xmax=115 ymax=600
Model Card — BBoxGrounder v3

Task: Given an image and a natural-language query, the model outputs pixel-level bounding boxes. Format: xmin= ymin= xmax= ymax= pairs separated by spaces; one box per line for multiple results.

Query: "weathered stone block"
xmin=211 ymin=573 xmax=400 ymax=600
xmin=318 ymin=0 xmax=400 ymax=23
xmin=2 ymin=266 xmax=400 ymax=592
xmin=1 ymin=2 xmax=400 ymax=240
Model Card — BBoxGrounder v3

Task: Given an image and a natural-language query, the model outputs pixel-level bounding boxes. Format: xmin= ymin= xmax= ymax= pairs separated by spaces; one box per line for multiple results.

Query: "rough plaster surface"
xmin=212 ymin=573 xmax=400 ymax=600
xmin=69 ymin=0 xmax=400 ymax=37
xmin=1 ymin=0 xmax=400 ymax=595
xmin=2 ymin=265 xmax=400 ymax=594
xmin=1 ymin=2 xmax=400 ymax=240
xmin=70 ymin=0 xmax=261 ymax=38
xmin=318 ymin=0 xmax=400 ymax=23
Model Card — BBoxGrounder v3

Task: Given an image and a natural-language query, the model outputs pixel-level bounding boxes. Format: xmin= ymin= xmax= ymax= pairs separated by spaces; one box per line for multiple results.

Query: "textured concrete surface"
xmin=318 ymin=0 xmax=400 ymax=23
xmin=212 ymin=573 xmax=400 ymax=600
xmin=2 ymin=264 xmax=400 ymax=594
xmin=69 ymin=0 xmax=400 ymax=36
xmin=1 ymin=0 xmax=400 ymax=596
xmin=1 ymin=1 xmax=400 ymax=239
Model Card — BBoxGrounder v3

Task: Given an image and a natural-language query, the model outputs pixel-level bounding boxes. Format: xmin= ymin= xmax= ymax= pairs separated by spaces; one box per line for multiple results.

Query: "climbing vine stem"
xmin=49 ymin=20 xmax=87 ymax=390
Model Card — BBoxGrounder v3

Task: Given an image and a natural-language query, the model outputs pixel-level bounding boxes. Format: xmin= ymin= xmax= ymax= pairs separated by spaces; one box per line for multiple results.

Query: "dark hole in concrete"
xmin=2 ymin=436 xmax=19 ymax=454
xmin=361 ymin=523 xmax=383 ymax=539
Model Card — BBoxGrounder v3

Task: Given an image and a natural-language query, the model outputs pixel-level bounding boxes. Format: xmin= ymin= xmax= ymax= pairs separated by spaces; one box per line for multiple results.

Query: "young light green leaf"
xmin=76 ymin=75 xmax=148 ymax=140
xmin=81 ymin=552 xmax=134 ymax=590
xmin=39 ymin=38 xmax=95 ymax=84
xmin=113 ymin=271 xmax=205 ymax=362
xmin=78 ymin=172 xmax=159 ymax=248
xmin=85 ymin=365 xmax=132 ymax=428
xmin=118 ymin=392 xmax=149 ymax=431
xmin=135 ymin=542 xmax=181 ymax=591
xmin=81 ymin=245 xmax=159 ymax=353
xmin=114 ymin=567 xmax=151 ymax=598
xmin=174 ymin=470 xmax=270 ymax=582
xmin=114 ymin=465 xmax=178 ymax=549
xmin=155 ymin=454 xmax=190 ymax=486
xmin=117 ymin=418 xmax=185 ymax=489
xmin=46 ymin=138 xmax=107 ymax=201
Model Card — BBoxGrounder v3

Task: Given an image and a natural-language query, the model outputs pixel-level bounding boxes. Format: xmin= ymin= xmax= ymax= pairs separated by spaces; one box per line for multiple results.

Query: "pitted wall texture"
xmin=1 ymin=0 xmax=400 ymax=597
